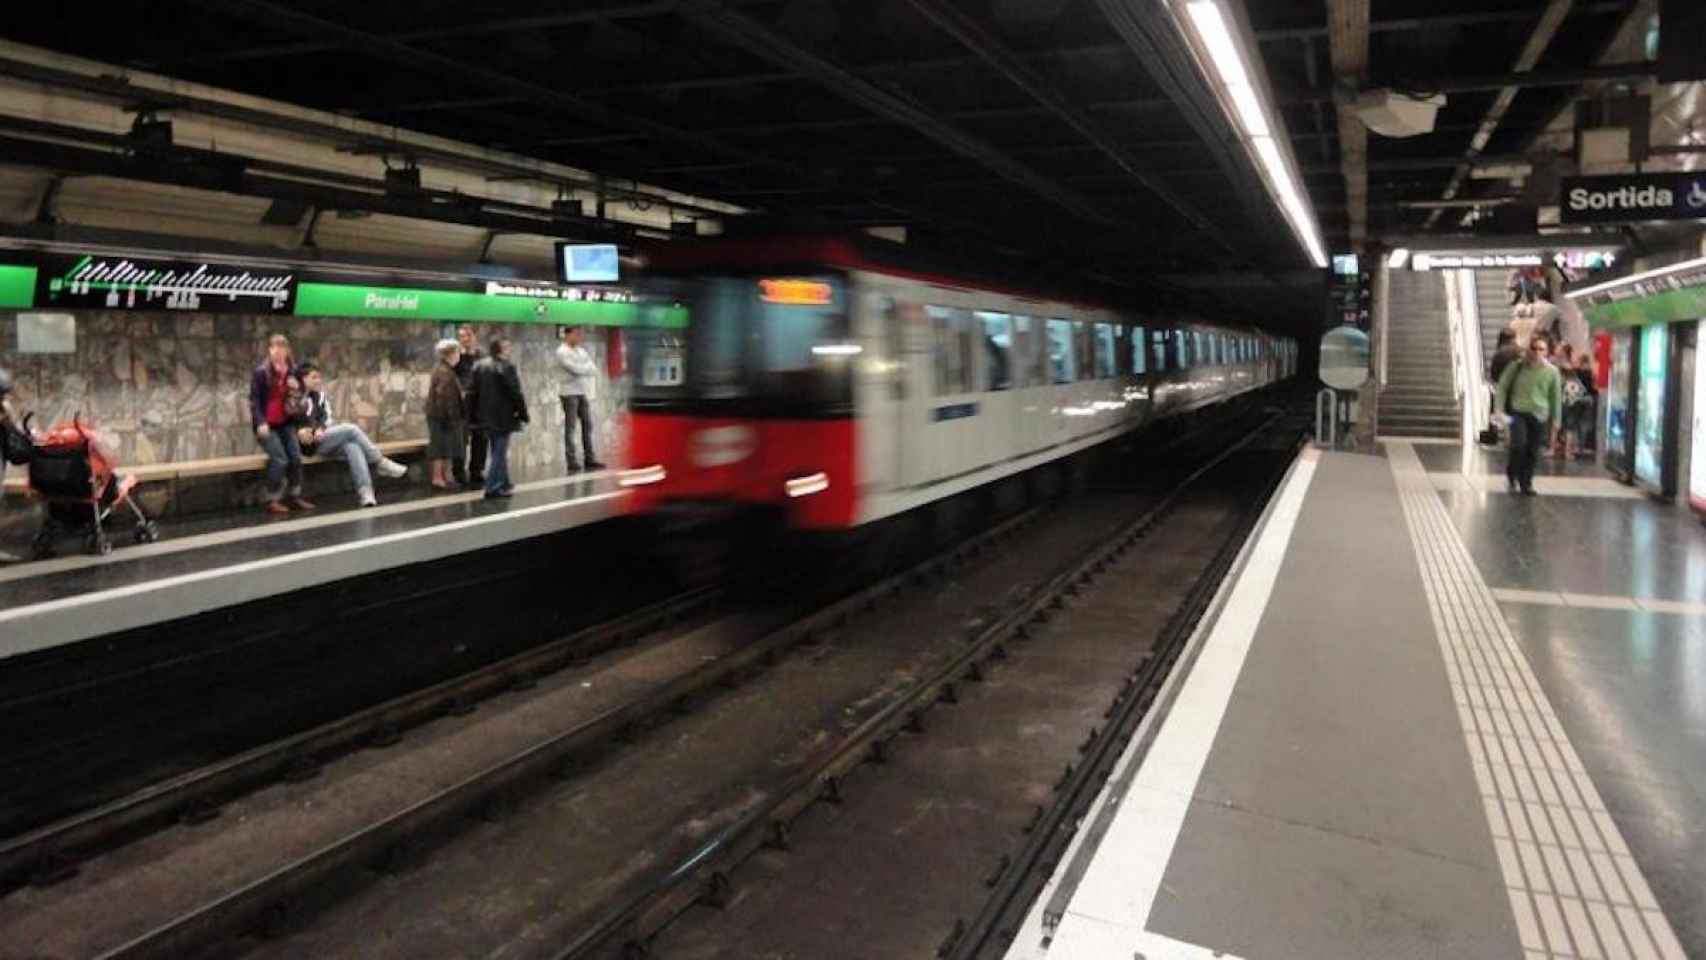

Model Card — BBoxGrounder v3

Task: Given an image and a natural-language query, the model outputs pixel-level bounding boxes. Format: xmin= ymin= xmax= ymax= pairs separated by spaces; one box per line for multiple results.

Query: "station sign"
xmin=1568 ymin=255 xmax=1706 ymax=329
xmin=1558 ymin=172 xmax=1706 ymax=225
xmin=292 ymin=282 xmax=683 ymax=327
xmin=0 ymin=263 xmax=35 ymax=308
xmin=33 ymin=253 xmax=296 ymax=313
xmin=1410 ymin=252 xmax=1542 ymax=271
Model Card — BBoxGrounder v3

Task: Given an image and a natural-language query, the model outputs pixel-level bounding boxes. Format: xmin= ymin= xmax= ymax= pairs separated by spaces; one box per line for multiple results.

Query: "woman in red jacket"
xmin=249 ymin=333 xmax=314 ymax=516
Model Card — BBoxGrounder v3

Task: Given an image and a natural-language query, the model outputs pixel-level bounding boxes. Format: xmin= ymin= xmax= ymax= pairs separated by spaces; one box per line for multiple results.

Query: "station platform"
xmin=1008 ymin=439 xmax=1703 ymax=960
xmin=0 ymin=472 xmax=622 ymax=660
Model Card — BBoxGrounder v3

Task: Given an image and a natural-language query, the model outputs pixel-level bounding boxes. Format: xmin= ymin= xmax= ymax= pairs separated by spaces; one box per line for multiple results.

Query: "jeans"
xmin=485 ymin=430 xmax=512 ymax=495
xmin=560 ymin=395 xmax=596 ymax=468
xmin=257 ymin=427 xmax=303 ymax=501
xmin=317 ymin=423 xmax=382 ymax=495
xmin=1507 ymin=412 xmax=1547 ymax=492
xmin=460 ymin=427 xmax=488 ymax=482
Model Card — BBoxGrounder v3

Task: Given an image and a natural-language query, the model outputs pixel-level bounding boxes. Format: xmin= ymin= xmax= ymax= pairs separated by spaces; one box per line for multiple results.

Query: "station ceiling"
xmin=0 ymin=0 xmax=1659 ymax=328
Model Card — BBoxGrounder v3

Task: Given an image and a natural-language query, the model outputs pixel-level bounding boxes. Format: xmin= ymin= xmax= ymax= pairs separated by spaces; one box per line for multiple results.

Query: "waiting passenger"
xmin=468 ymin=336 xmax=529 ymax=500
xmin=1564 ymin=354 xmax=1597 ymax=459
xmin=452 ymin=325 xmax=487 ymax=488
xmin=1495 ymin=334 xmax=1563 ymax=497
xmin=425 ymin=339 xmax=466 ymax=492
xmin=295 ymin=364 xmax=409 ymax=507
xmin=250 ymin=333 xmax=313 ymax=515
xmin=555 ymin=326 xmax=605 ymax=473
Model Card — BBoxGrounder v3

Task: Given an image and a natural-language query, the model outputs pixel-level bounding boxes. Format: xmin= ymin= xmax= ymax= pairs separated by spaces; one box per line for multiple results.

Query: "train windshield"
xmin=631 ymin=273 xmax=853 ymax=414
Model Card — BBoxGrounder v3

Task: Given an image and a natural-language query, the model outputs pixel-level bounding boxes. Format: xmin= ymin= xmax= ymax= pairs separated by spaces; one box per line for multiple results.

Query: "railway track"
xmin=0 ymin=394 xmax=1298 ymax=960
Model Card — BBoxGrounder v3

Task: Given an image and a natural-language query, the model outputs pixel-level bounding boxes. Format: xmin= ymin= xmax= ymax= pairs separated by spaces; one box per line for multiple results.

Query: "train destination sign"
xmin=1558 ymin=172 xmax=1706 ymax=224
xmin=34 ymin=254 xmax=296 ymax=313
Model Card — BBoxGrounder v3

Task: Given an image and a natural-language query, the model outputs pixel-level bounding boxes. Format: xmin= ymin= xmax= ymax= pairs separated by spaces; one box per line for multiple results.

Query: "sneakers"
xmin=358 ymin=487 xmax=378 ymax=507
xmin=585 ymin=460 xmax=608 ymax=471
xmin=484 ymin=488 xmax=513 ymax=500
xmin=377 ymin=458 xmax=408 ymax=479
xmin=290 ymin=497 xmax=317 ymax=511
xmin=264 ymin=500 xmax=290 ymax=516
xmin=565 ymin=464 xmax=583 ymax=475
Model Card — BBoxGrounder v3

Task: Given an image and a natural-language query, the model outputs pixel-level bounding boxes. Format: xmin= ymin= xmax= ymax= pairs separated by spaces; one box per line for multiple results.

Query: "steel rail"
xmin=554 ymin=410 xmax=1288 ymax=960
xmin=1 ymin=586 xmax=720 ymax=894
xmin=947 ymin=429 xmax=1306 ymax=959
xmin=91 ymin=504 xmax=1051 ymax=959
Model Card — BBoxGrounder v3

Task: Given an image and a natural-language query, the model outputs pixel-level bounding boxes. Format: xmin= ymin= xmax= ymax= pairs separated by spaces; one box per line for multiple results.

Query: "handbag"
xmin=1 ymin=411 xmax=34 ymax=466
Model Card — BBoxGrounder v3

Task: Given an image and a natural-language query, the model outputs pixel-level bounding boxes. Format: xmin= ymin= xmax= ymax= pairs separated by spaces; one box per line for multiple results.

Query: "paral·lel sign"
xmin=1559 ymin=172 xmax=1706 ymax=225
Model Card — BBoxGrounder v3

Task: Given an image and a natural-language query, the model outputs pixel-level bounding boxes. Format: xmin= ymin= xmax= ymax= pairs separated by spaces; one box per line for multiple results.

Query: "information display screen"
xmin=1691 ymin=320 xmax=1706 ymax=515
xmin=556 ymin=243 xmax=619 ymax=283
xmin=1605 ymin=329 xmax=1635 ymax=474
xmin=1634 ymin=322 xmax=1669 ymax=489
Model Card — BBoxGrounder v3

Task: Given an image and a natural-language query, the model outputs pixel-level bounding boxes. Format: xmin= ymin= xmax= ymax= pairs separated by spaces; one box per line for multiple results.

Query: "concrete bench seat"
xmin=2 ymin=439 xmax=426 ymax=495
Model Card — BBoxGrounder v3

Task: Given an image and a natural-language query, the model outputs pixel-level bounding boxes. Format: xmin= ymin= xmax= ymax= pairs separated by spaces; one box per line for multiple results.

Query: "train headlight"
xmin=619 ymin=464 xmax=667 ymax=486
xmin=785 ymin=472 xmax=830 ymax=498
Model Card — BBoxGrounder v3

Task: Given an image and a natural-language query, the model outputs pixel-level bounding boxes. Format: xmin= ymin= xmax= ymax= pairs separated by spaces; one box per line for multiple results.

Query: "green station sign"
xmin=1576 ymin=258 xmax=1706 ymax=330
xmin=0 ymin=264 xmax=38 ymax=308
xmin=293 ymin=282 xmax=687 ymax=328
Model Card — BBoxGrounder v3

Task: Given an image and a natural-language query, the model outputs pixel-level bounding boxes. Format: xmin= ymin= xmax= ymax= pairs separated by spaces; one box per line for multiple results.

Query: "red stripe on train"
xmin=622 ymin=412 xmax=858 ymax=529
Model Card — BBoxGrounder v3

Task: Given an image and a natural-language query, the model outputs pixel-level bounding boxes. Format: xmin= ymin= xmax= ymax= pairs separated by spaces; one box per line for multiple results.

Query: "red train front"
xmin=621 ymin=256 xmax=861 ymax=531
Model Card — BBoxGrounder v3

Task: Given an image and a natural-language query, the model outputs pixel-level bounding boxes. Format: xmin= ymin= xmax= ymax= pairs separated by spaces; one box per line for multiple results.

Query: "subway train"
xmin=620 ymin=236 xmax=1295 ymax=532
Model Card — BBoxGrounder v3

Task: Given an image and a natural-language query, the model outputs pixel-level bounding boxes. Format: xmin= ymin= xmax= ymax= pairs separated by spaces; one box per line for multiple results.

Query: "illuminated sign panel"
xmin=36 ymin=254 xmax=295 ymax=313
xmin=1633 ymin=322 xmax=1669 ymax=491
xmin=1692 ymin=320 xmax=1706 ymax=516
xmin=758 ymin=278 xmax=834 ymax=306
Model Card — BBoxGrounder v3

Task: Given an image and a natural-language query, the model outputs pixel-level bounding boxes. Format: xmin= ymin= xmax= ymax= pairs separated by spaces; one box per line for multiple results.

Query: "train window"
xmin=929 ymin=305 xmax=975 ymax=396
xmin=1176 ymin=329 xmax=1192 ymax=368
xmin=1114 ymin=325 xmax=1132 ymax=376
xmin=1150 ymin=329 xmax=1168 ymax=372
xmin=1012 ymin=315 xmax=1039 ymax=388
xmin=1095 ymin=324 xmax=1117 ymax=378
xmin=1046 ymin=318 xmax=1074 ymax=384
xmin=1131 ymin=325 xmax=1148 ymax=374
xmin=1074 ymin=322 xmax=1094 ymax=382
xmin=977 ymin=311 xmax=1013 ymax=391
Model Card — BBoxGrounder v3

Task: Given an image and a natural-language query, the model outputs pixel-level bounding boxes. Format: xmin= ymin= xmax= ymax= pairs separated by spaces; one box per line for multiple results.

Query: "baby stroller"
xmin=26 ymin=415 xmax=159 ymax=558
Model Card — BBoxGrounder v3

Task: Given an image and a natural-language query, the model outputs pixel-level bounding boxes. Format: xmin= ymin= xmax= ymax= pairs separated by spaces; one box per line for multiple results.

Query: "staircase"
xmin=1378 ymin=269 xmax=1460 ymax=439
xmin=1473 ymin=269 xmax=1513 ymax=367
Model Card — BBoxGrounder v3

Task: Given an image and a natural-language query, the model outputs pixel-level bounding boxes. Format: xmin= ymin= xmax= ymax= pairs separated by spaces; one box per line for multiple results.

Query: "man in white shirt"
xmin=555 ymin=326 xmax=605 ymax=473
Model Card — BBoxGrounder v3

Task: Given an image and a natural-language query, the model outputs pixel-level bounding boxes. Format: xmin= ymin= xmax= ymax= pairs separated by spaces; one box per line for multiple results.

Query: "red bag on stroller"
xmin=25 ymin=415 xmax=160 ymax=558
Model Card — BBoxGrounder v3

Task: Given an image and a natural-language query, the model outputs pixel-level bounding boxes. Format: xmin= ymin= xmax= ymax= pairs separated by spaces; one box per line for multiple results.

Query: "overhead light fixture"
xmin=1178 ymin=0 xmax=1327 ymax=269
xmin=1387 ymin=247 xmax=1411 ymax=269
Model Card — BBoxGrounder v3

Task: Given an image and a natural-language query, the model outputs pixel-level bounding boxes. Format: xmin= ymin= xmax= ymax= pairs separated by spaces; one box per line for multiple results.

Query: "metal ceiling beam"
xmin=1327 ymin=0 xmax=1370 ymax=247
xmin=681 ymin=2 xmax=1116 ymax=230
xmin=0 ymin=53 xmax=737 ymax=216
xmin=176 ymin=0 xmax=787 ymax=179
xmin=1425 ymin=0 xmax=1573 ymax=229
xmin=159 ymin=0 xmax=775 ymax=67
xmin=1255 ymin=1 xmax=1631 ymax=42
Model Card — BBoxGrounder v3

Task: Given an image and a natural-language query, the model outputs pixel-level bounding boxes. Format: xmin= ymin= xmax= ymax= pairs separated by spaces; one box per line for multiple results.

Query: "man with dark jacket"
xmin=1485 ymin=331 xmax=1524 ymax=444
xmin=467 ymin=336 xmax=528 ymax=499
xmin=452 ymin=325 xmax=487 ymax=487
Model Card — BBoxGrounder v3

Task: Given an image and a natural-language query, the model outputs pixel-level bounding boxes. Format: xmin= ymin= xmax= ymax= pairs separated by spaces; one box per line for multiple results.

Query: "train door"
xmin=854 ymin=285 xmax=901 ymax=497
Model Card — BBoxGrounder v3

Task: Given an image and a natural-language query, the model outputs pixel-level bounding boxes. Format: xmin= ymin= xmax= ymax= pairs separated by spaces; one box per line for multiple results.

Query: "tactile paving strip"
xmin=1388 ymin=441 xmax=1686 ymax=960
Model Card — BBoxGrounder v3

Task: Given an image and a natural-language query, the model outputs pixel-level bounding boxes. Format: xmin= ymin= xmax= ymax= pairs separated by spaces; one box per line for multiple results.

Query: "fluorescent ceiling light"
xmin=1183 ymin=0 xmax=1325 ymax=269
xmin=1186 ymin=2 xmax=1269 ymax=137
xmin=1387 ymin=247 xmax=1411 ymax=268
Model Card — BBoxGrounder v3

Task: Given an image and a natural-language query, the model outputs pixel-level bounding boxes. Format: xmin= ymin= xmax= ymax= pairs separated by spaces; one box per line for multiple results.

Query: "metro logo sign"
xmin=1559 ymin=172 xmax=1706 ymax=224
